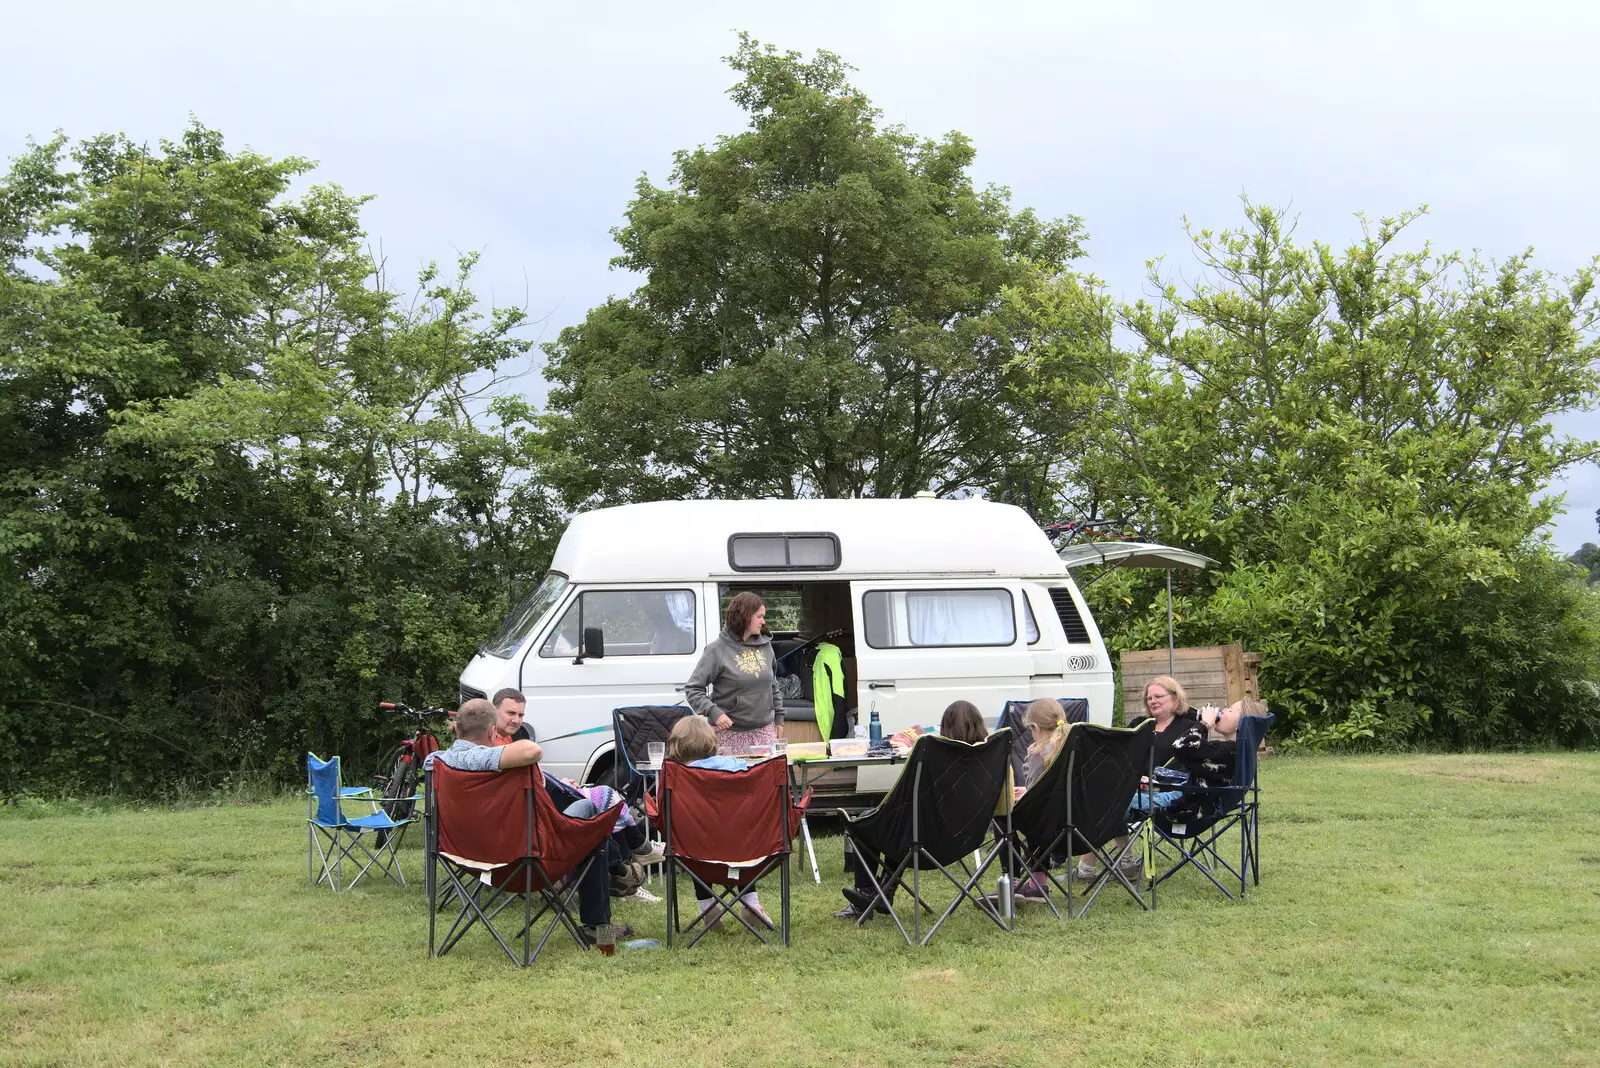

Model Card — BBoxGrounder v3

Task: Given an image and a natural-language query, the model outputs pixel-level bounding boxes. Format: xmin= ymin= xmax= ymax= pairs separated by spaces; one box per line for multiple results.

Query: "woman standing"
xmin=683 ymin=592 xmax=785 ymax=752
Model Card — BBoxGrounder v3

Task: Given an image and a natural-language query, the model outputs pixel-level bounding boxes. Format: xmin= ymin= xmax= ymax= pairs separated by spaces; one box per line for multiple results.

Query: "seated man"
xmin=487 ymin=690 xmax=662 ymax=895
xmin=424 ymin=699 xmax=633 ymax=945
xmin=491 ymin=688 xmax=533 ymax=743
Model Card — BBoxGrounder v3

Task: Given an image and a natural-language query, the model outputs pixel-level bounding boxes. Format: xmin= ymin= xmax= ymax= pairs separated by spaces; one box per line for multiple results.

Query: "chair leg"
xmin=781 ymin=855 xmax=792 ymax=947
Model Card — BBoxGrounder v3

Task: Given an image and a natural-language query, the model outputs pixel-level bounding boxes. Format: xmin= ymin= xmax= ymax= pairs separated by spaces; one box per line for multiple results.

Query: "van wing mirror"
xmin=573 ymin=626 xmax=605 ymax=665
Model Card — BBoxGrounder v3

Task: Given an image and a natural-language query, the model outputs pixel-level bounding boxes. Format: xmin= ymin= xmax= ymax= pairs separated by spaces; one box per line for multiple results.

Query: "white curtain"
xmin=906 ymin=590 xmax=1014 ymax=646
xmin=665 ymin=591 xmax=695 ymax=635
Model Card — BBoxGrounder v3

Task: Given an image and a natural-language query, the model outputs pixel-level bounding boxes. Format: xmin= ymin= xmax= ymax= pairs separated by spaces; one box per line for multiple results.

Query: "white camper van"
xmin=458 ymin=498 xmax=1113 ymax=784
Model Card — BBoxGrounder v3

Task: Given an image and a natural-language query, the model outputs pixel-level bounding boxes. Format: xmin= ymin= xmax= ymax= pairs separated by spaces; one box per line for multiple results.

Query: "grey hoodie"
xmin=683 ymin=628 xmax=785 ymax=731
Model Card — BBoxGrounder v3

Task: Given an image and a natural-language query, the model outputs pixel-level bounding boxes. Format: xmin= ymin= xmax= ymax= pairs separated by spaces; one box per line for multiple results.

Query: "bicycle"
xmin=374 ymin=701 xmax=453 ymax=825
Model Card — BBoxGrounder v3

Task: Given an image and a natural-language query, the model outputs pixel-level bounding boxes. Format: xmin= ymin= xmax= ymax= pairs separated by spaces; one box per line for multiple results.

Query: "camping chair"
xmin=842 ymin=731 xmax=1013 ymax=946
xmin=1003 ymin=720 xmax=1155 ymax=919
xmin=425 ymin=764 xmax=621 ymax=966
xmin=996 ymin=698 xmax=1089 ymax=787
xmin=306 ymin=753 xmax=414 ymax=891
xmin=654 ymin=757 xmax=811 ymax=947
xmin=612 ymin=705 xmax=693 ymax=804
xmin=1149 ymin=713 xmax=1275 ymax=902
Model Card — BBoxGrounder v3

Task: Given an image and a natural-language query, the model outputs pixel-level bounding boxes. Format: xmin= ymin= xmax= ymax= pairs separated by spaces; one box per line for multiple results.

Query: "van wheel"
xmin=586 ymin=756 xmax=621 ymax=790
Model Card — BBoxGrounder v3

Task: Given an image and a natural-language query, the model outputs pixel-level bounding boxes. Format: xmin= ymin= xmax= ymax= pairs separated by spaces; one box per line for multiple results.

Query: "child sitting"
xmin=664 ymin=715 xmax=773 ymax=933
xmin=1166 ymin=698 xmax=1265 ymax=817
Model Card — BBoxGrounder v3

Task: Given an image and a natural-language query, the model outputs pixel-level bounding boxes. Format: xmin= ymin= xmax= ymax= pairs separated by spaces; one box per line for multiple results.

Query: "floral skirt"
xmin=713 ymin=722 xmax=779 ymax=754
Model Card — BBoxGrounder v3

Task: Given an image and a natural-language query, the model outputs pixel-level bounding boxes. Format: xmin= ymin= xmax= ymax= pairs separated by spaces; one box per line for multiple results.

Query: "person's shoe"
xmin=741 ymin=900 xmax=774 ymax=930
xmin=609 ymin=862 xmax=645 ymax=897
xmin=630 ymin=886 xmax=663 ymax=904
xmin=1073 ymin=860 xmax=1098 ymax=881
xmin=696 ymin=904 xmax=725 ymax=933
xmin=1116 ymin=850 xmax=1144 ymax=877
xmin=1015 ymin=875 xmax=1050 ymax=902
xmin=832 ymin=904 xmax=870 ymax=921
xmin=578 ymin=922 xmax=635 ymax=947
xmin=841 ymin=887 xmax=883 ymax=915
xmin=635 ymin=841 xmax=667 ymax=865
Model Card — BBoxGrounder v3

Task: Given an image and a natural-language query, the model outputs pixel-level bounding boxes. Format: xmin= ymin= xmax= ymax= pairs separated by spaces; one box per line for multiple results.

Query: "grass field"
xmin=2 ymin=753 xmax=1598 ymax=1067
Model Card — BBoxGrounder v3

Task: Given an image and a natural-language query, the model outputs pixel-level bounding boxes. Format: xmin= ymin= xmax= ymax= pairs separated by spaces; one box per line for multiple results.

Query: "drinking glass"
xmin=647 ymin=741 xmax=666 ymax=766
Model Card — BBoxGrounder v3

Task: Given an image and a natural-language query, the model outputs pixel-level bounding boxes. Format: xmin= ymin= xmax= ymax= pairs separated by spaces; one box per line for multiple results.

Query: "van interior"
xmin=719 ymin=581 xmax=856 ymax=745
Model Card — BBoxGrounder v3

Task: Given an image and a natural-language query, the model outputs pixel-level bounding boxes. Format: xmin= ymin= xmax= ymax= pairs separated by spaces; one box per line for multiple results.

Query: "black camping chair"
xmin=1003 ymin=720 xmax=1155 ymax=919
xmin=611 ymin=705 xmax=692 ymax=804
xmin=996 ymin=698 xmax=1089 ymax=788
xmin=842 ymin=731 xmax=1013 ymax=946
xmin=1149 ymin=713 xmax=1275 ymax=901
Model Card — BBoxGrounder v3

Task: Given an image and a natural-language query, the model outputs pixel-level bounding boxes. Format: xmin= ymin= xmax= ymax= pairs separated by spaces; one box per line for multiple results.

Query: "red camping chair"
xmin=425 ymin=764 xmax=620 ymax=966
xmin=652 ymin=758 xmax=810 ymax=948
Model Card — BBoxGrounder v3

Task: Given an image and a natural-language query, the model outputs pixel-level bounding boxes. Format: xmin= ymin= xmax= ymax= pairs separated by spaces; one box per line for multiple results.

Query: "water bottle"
xmin=869 ymin=707 xmax=882 ymax=744
xmin=997 ymin=873 xmax=1014 ymax=925
xmin=623 ymin=938 xmax=663 ymax=950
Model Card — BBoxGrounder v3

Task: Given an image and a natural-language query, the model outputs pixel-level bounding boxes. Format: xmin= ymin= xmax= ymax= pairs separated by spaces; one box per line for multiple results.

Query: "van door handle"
xmin=868 ymin=682 xmax=896 ymax=690
xmin=673 ymin=686 xmax=687 ymax=692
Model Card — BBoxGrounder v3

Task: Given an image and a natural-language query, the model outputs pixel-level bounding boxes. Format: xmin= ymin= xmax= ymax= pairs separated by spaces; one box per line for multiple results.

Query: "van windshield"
xmin=480 ymin=572 xmax=569 ymax=658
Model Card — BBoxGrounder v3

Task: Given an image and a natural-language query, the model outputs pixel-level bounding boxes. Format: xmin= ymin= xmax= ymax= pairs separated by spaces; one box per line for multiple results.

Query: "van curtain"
xmin=905 ymin=590 xmax=1013 ymax=646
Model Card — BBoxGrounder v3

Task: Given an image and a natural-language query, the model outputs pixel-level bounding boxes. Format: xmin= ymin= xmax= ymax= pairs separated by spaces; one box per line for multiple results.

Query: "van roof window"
xmin=728 ymin=532 xmax=841 ymax=572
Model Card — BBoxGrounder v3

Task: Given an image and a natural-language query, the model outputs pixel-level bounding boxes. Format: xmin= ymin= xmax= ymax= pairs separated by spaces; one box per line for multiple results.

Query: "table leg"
xmin=802 ymin=815 xmax=821 ymax=884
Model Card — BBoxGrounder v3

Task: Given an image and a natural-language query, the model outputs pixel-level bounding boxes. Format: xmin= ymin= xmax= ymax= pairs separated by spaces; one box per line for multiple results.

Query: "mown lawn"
xmin=2 ymin=754 xmax=1597 ymax=1067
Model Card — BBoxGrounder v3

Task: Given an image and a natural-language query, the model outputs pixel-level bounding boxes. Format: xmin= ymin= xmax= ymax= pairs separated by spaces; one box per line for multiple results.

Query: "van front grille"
xmin=459 ymin=684 xmax=487 ymax=708
xmin=1048 ymin=588 xmax=1092 ymax=644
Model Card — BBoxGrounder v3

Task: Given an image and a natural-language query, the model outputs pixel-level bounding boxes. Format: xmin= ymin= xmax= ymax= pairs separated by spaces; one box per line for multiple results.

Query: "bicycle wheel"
xmin=380 ymin=749 xmax=418 ymax=823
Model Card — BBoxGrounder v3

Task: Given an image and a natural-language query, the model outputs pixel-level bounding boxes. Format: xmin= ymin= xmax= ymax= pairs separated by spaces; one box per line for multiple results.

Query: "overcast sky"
xmin=5 ymin=0 xmax=1597 ymax=549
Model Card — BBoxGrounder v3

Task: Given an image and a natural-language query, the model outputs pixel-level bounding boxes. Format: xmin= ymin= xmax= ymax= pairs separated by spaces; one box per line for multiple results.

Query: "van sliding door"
xmin=851 ymin=582 xmax=1033 ymax=732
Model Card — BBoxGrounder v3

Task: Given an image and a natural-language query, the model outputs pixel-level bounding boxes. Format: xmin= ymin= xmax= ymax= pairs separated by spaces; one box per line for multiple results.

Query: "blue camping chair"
xmin=1148 ymin=713 xmax=1275 ymax=902
xmin=307 ymin=753 xmax=417 ymax=891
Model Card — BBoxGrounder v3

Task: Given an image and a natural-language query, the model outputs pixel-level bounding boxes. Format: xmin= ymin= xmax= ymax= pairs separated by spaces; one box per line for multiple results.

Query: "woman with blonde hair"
xmin=1132 ymin=674 xmax=1201 ymax=770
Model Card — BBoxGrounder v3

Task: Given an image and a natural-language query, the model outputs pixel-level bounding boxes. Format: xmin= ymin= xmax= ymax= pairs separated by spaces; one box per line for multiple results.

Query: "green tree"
xmin=1031 ymin=203 xmax=1600 ymax=746
xmin=0 ymin=125 xmax=557 ymax=795
xmin=538 ymin=35 xmax=1095 ymax=505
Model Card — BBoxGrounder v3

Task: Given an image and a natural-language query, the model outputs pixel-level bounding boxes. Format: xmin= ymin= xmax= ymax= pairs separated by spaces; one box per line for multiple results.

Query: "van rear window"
xmin=729 ymin=533 xmax=840 ymax=571
xmin=863 ymin=589 xmax=1016 ymax=648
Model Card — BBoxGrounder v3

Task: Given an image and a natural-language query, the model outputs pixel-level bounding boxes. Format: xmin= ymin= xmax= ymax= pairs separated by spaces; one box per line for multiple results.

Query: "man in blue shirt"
xmin=426 ymin=699 xmax=631 ymax=945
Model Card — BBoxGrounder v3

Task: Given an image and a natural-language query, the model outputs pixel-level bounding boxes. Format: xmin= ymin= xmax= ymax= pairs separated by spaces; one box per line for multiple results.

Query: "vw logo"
xmin=1066 ymin=654 xmax=1098 ymax=672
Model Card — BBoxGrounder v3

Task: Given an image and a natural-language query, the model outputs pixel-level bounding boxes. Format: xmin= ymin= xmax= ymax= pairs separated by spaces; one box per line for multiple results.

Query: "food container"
xmin=829 ymin=738 xmax=869 ymax=758
xmin=784 ymin=741 xmax=829 ymax=760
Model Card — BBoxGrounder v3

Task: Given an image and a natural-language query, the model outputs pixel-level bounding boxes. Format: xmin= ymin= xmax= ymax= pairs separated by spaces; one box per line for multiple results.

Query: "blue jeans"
xmin=1127 ymin=789 xmax=1184 ymax=814
xmin=561 ymin=799 xmax=612 ymax=927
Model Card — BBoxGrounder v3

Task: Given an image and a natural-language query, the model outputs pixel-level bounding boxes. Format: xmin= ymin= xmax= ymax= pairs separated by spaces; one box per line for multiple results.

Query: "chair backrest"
xmin=661 ymin=757 xmax=793 ymax=864
xmin=858 ymin=731 xmax=1012 ymax=867
xmin=431 ymin=763 xmax=621 ymax=887
xmin=997 ymin=699 xmax=1089 ymax=785
xmin=1232 ymin=713 xmax=1275 ymax=790
xmin=1013 ymin=720 xmax=1154 ymax=852
xmin=306 ymin=753 xmax=344 ymax=826
xmin=1067 ymin=720 xmax=1154 ymax=850
xmin=432 ymin=764 xmax=536 ymax=865
xmin=613 ymin=705 xmax=693 ymax=784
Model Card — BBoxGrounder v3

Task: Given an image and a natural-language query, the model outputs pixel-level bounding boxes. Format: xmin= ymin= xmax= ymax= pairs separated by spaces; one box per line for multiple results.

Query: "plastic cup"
xmin=647 ymin=741 xmax=665 ymax=766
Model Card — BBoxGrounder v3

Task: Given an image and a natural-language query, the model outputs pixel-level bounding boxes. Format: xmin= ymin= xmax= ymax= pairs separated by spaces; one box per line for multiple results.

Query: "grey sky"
xmin=5 ymin=0 xmax=1597 ymax=548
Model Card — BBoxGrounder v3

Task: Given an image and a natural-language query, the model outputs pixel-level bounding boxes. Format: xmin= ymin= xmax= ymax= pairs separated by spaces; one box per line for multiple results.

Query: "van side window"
xmin=862 ymin=589 xmax=1017 ymax=649
xmin=538 ymin=590 xmax=697 ymax=657
xmin=1023 ymin=592 xmax=1041 ymax=645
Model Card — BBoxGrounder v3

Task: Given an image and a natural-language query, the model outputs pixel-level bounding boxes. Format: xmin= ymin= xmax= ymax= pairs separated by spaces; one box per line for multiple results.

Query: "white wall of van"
xmin=459 ymin=499 xmax=1113 ymax=783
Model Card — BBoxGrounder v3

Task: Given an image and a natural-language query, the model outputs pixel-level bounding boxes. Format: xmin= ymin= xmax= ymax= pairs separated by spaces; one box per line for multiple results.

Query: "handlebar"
xmin=378 ymin=701 xmax=454 ymax=719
